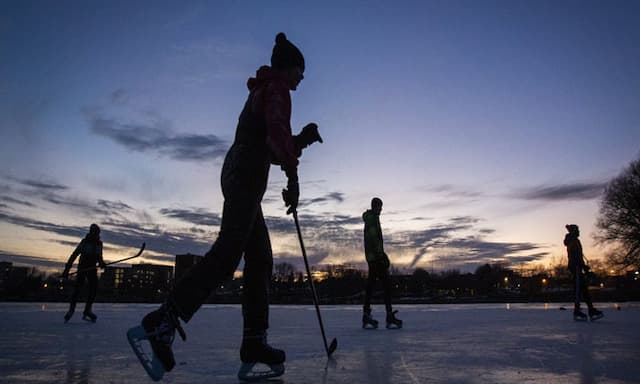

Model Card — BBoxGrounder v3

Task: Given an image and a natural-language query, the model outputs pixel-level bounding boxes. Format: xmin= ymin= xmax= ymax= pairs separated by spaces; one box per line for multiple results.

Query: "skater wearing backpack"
xmin=62 ymin=223 xmax=106 ymax=323
xmin=127 ymin=32 xmax=322 ymax=382
xmin=564 ymin=224 xmax=603 ymax=321
xmin=362 ymin=197 xmax=402 ymax=329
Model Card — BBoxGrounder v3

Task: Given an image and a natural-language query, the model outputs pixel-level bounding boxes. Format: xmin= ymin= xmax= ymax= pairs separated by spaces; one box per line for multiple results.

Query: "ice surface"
xmin=0 ymin=302 xmax=639 ymax=383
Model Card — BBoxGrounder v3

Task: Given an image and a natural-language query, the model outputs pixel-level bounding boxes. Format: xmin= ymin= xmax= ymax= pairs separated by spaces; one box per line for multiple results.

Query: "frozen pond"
xmin=0 ymin=302 xmax=638 ymax=383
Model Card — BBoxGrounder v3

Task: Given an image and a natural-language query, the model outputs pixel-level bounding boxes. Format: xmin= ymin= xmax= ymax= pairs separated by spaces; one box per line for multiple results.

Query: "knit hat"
xmin=565 ymin=224 xmax=579 ymax=233
xmin=271 ymin=32 xmax=305 ymax=72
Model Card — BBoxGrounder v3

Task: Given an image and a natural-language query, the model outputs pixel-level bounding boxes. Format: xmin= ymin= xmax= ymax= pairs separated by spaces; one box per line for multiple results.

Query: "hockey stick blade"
xmin=327 ymin=338 xmax=338 ymax=357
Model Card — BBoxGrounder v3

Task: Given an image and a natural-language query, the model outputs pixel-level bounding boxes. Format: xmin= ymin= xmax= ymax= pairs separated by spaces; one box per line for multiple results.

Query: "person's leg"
xmin=573 ymin=267 xmax=581 ymax=310
xmin=579 ymin=272 xmax=594 ymax=308
xmin=171 ymin=146 xmax=266 ymax=322
xmin=380 ymin=266 xmax=393 ymax=314
xmin=171 ymin=197 xmax=261 ymax=322
xmin=69 ymin=272 xmax=86 ymax=311
xmin=241 ymin=206 xmax=272 ymax=333
xmin=84 ymin=270 xmax=98 ymax=315
xmin=239 ymin=207 xmax=284 ymax=366
xmin=363 ymin=263 xmax=377 ymax=312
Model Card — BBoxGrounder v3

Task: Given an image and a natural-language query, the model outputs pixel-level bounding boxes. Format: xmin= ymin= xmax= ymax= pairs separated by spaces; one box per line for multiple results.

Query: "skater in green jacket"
xmin=362 ymin=197 xmax=402 ymax=329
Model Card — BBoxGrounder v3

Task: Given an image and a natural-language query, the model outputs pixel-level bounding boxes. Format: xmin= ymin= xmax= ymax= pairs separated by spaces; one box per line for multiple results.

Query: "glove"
xmin=99 ymin=262 xmax=107 ymax=269
xmin=293 ymin=123 xmax=323 ymax=149
xmin=282 ymin=177 xmax=300 ymax=215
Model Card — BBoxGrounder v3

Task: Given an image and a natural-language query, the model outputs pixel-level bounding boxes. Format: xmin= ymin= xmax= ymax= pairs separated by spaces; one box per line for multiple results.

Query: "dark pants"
xmin=363 ymin=261 xmax=393 ymax=313
xmin=171 ymin=144 xmax=272 ymax=332
xmin=572 ymin=266 xmax=593 ymax=309
xmin=68 ymin=270 xmax=98 ymax=313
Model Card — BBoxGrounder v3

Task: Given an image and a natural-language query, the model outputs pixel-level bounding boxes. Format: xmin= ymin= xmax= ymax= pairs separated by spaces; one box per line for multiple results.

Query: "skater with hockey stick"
xmin=127 ymin=32 xmax=322 ymax=382
xmin=362 ymin=198 xmax=402 ymax=329
xmin=564 ymin=224 xmax=603 ymax=321
xmin=62 ymin=223 xmax=106 ymax=323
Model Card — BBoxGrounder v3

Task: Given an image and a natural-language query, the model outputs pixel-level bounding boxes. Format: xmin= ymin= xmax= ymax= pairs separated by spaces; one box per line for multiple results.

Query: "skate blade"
xmin=82 ymin=316 xmax=96 ymax=323
xmin=237 ymin=362 xmax=284 ymax=382
xmin=127 ymin=326 xmax=165 ymax=382
xmin=590 ymin=314 xmax=604 ymax=321
xmin=362 ymin=323 xmax=378 ymax=330
xmin=573 ymin=316 xmax=587 ymax=322
xmin=386 ymin=323 xmax=403 ymax=329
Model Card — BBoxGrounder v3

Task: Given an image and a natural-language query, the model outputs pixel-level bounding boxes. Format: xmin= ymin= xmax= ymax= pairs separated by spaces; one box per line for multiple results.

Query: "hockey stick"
xmin=67 ymin=242 xmax=146 ymax=277
xmin=292 ymin=210 xmax=337 ymax=358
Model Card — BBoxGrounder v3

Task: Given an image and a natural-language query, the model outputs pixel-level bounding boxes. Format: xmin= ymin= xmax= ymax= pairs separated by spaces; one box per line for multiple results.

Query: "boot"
xmin=588 ymin=307 xmax=603 ymax=321
xmin=141 ymin=302 xmax=186 ymax=372
xmin=83 ymin=304 xmax=97 ymax=322
xmin=362 ymin=308 xmax=378 ymax=329
xmin=64 ymin=303 xmax=76 ymax=323
xmin=573 ymin=305 xmax=587 ymax=321
xmin=238 ymin=331 xmax=285 ymax=381
xmin=386 ymin=310 xmax=403 ymax=329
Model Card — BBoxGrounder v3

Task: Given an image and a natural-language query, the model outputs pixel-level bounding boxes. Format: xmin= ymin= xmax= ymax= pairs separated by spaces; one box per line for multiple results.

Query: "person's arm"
xmin=263 ymin=80 xmax=298 ymax=179
xmin=364 ymin=216 xmax=384 ymax=259
xmin=262 ymin=79 xmax=301 ymax=213
xmin=63 ymin=240 xmax=82 ymax=277
xmin=97 ymin=241 xmax=106 ymax=268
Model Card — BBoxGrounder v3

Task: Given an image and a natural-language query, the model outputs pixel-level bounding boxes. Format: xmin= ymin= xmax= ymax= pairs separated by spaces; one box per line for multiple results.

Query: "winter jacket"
xmin=66 ymin=235 xmax=104 ymax=270
xmin=363 ymin=209 xmax=388 ymax=265
xmin=564 ymin=233 xmax=585 ymax=272
xmin=236 ymin=66 xmax=303 ymax=181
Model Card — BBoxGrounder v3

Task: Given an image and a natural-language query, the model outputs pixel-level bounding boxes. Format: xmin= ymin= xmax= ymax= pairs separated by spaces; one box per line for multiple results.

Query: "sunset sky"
xmin=1 ymin=1 xmax=639 ymax=274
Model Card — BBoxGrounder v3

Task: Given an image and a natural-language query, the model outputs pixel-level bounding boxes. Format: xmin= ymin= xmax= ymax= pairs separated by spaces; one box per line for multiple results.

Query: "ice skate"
xmin=127 ymin=303 xmax=186 ymax=382
xmin=64 ymin=309 xmax=74 ymax=323
xmin=237 ymin=333 xmax=285 ymax=382
xmin=82 ymin=311 xmax=97 ymax=323
xmin=362 ymin=308 xmax=378 ymax=329
xmin=386 ymin=310 xmax=403 ymax=329
xmin=573 ymin=308 xmax=588 ymax=321
xmin=588 ymin=307 xmax=604 ymax=321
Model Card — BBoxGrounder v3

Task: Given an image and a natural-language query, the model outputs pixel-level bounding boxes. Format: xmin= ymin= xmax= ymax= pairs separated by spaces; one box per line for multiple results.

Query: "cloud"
xmin=1 ymin=196 xmax=35 ymax=207
xmin=0 ymin=211 xmax=87 ymax=239
xmin=87 ymin=112 xmax=228 ymax=162
xmin=97 ymin=199 xmax=133 ymax=212
xmin=0 ymin=191 xmax=548 ymax=274
xmin=9 ymin=176 xmax=68 ymax=191
xmin=423 ymin=184 xmax=484 ymax=199
xmin=0 ymin=251 xmax=66 ymax=270
xmin=516 ymin=182 xmax=607 ymax=201
xmin=159 ymin=207 xmax=222 ymax=227
xmin=299 ymin=192 xmax=345 ymax=207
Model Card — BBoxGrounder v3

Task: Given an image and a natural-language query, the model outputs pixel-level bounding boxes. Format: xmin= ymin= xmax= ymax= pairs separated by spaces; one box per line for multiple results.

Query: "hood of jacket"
xmin=246 ymin=66 xmax=289 ymax=91
xmin=563 ymin=233 xmax=577 ymax=246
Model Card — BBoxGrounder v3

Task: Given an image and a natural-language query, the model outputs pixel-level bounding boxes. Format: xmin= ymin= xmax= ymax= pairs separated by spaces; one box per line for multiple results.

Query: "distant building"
xmin=175 ymin=253 xmax=203 ymax=282
xmin=100 ymin=266 xmax=133 ymax=292
xmin=130 ymin=263 xmax=173 ymax=294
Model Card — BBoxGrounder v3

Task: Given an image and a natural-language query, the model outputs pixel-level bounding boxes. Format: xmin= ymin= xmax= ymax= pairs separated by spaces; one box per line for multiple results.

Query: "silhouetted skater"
xmin=362 ymin=198 xmax=402 ymax=329
xmin=564 ymin=224 xmax=603 ymax=321
xmin=127 ymin=32 xmax=322 ymax=382
xmin=62 ymin=223 xmax=106 ymax=323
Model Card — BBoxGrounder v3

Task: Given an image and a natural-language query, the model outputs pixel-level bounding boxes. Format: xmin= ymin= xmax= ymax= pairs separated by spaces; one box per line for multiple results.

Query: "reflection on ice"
xmin=0 ymin=302 xmax=638 ymax=383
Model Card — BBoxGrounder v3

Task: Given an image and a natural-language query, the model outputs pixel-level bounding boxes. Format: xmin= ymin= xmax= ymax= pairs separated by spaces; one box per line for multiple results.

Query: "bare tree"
xmin=595 ymin=155 xmax=640 ymax=269
xmin=274 ymin=262 xmax=296 ymax=283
